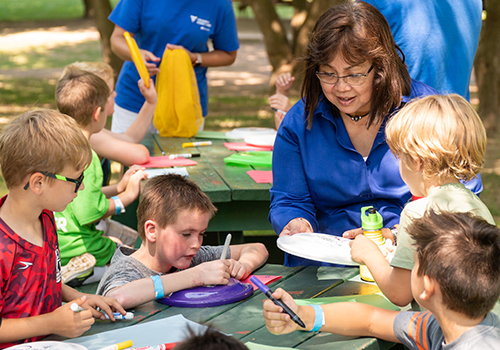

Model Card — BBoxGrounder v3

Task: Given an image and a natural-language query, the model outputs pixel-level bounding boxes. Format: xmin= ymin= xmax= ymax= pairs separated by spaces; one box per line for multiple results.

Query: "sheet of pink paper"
xmin=247 ymin=170 xmax=273 ymax=184
xmin=223 ymin=142 xmax=273 ymax=151
xmin=138 ymin=156 xmax=197 ymax=168
xmin=241 ymin=275 xmax=282 ymax=291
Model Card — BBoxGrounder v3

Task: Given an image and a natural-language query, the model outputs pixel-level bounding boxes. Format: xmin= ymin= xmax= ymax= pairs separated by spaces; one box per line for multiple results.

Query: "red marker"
xmin=131 ymin=343 xmax=180 ymax=350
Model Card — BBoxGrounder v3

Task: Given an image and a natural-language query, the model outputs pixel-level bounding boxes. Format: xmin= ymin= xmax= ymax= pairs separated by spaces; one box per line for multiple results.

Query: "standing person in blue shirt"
xmin=269 ymin=1 xmax=482 ymax=267
xmin=108 ymin=0 xmax=239 ymax=132
xmin=362 ymin=0 xmax=482 ymax=101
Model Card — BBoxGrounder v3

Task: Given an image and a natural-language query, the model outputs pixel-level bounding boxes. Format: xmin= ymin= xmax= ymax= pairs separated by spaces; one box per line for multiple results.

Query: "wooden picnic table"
xmin=115 ymin=132 xmax=274 ymax=245
xmin=55 ymin=264 xmax=404 ymax=350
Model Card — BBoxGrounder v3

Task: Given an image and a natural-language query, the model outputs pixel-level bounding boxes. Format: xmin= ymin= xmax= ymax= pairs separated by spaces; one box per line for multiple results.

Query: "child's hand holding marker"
xmin=47 ymin=296 xmax=94 ymax=338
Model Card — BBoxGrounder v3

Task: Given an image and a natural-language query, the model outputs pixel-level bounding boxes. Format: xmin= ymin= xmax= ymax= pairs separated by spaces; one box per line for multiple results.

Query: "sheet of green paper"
xmin=295 ymin=293 xmax=400 ymax=311
xmin=245 ymin=342 xmax=298 ymax=350
xmin=195 ymin=131 xmax=240 ymax=140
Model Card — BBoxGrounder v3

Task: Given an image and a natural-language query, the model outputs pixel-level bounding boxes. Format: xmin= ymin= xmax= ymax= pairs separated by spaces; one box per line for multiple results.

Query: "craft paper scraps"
xmin=247 ymin=170 xmax=273 ymax=183
xmin=138 ymin=156 xmax=197 ymax=168
xmin=223 ymin=143 xmax=273 ymax=151
xmin=241 ymin=275 xmax=282 ymax=291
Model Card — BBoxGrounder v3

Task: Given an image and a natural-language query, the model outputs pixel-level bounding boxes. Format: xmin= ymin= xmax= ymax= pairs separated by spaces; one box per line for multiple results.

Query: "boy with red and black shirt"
xmin=0 ymin=110 xmax=126 ymax=348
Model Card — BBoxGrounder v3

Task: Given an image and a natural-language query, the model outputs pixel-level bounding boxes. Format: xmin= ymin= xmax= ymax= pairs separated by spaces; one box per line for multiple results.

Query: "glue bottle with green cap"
xmin=360 ymin=206 xmax=385 ymax=282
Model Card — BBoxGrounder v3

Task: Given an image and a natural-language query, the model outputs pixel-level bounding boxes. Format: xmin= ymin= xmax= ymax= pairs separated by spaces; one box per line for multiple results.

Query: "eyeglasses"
xmin=23 ymin=171 xmax=85 ymax=193
xmin=316 ymin=66 xmax=373 ymax=86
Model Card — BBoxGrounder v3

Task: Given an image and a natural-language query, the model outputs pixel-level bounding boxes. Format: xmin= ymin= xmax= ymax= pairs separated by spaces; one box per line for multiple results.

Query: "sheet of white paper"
xmin=64 ymin=315 xmax=207 ymax=350
xmin=144 ymin=167 xmax=189 ymax=178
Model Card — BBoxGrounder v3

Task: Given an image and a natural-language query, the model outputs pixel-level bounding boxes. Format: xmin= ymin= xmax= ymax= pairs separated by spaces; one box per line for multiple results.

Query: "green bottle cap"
xmin=361 ymin=206 xmax=383 ymax=230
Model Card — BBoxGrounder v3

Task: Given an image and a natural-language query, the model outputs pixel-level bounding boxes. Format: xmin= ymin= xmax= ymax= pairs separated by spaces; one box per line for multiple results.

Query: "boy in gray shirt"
xmin=97 ymin=174 xmax=268 ymax=309
xmin=261 ymin=210 xmax=500 ymax=349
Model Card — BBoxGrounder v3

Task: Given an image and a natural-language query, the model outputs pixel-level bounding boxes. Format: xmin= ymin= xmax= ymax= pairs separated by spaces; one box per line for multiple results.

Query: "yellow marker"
xmin=123 ymin=32 xmax=150 ymax=88
xmin=182 ymin=141 xmax=212 ymax=148
xmin=97 ymin=340 xmax=133 ymax=350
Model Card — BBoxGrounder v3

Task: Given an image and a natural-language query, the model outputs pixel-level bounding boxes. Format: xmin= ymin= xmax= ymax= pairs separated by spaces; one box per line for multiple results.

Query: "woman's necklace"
xmin=346 ymin=111 xmax=369 ymax=122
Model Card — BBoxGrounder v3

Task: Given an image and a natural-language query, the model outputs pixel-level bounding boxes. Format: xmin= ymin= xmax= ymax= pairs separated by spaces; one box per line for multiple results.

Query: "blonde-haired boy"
xmin=349 ymin=94 xmax=494 ymax=307
xmin=96 ymin=174 xmax=269 ymax=309
xmin=0 ymin=109 xmax=126 ymax=347
xmin=55 ymin=68 xmax=148 ymax=286
xmin=61 ymin=61 xmax=157 ymax=166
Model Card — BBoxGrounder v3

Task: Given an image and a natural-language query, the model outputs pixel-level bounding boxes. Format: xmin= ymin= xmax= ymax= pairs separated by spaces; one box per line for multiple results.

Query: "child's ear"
xmin=26 ymin=173 xmax=45 ymax=194
xmin=420 ymin=275 xmax=436 ymax=300
xmin=144 ymin=219 xmax=158 ymax=243
xmin=414 ymin=157 xmax=424 ymax=172
xmin=92 ymin=106 xmax=102 ymax=122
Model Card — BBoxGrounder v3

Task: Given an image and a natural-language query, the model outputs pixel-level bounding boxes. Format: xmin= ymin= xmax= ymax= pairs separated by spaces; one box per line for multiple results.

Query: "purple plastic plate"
xmin=157 ymin=278 xmax=254 ymax=307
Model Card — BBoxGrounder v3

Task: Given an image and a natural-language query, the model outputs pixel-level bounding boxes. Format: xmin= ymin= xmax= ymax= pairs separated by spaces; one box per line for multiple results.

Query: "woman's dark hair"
xmin=301 ymin=1 xmax=411 ymax=128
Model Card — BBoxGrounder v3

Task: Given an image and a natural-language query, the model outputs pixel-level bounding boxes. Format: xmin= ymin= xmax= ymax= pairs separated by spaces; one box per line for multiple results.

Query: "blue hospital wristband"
xmin=111 ymin=196 xmax=125 ymax=215
xmin=150 ymin=275 xmax=164 ymax=300
xmin=309 ymin=304 xmax=325 ymax=332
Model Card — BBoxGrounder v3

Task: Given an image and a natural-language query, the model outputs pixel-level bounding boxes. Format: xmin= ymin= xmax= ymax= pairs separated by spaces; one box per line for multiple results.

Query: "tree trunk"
xmin=88 ymin=0 xmax=123 ymax=80
xmin=474 ymin=0 xmax=500 ymax=135
xmin=247 ymin=0 xmax=295 ymax=85
xmin=82 ymin=0 xmax=94 ymax=18
xmin=249 ymin=0 xmax=347 ymax=91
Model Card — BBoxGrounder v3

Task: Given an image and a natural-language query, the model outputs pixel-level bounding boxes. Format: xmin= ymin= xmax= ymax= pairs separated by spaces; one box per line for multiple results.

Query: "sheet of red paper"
xmin=241 ymin=275 xmax=282 ymax=291
xmin=223 ymin=142 xmax=273 ymax=151
xmin=247 ymin=170 xmax=273 ymax=184
xmin=138 ymin=156 xmax=197 ymax=168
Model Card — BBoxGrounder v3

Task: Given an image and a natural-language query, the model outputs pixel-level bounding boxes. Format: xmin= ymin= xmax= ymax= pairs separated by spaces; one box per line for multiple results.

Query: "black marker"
xmin=250 ymin=276 xmax=306 ymax=328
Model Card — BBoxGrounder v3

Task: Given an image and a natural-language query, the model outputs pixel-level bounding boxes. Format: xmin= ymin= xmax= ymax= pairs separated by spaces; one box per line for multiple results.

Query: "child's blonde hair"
xmin=0 ymin=109 xmax=92 ymax=188
xmin=56 ymin=67 xmax=110 ymax=126
xmin=386 ymin=94 xmax=486 ymax=182
xmin=61 ymin=61 xmax=114 ymax=84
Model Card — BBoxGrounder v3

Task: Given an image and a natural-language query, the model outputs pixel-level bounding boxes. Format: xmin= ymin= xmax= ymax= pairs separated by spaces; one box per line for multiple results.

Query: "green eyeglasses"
xmin=23 ymin=171 xmax=84 ymax=193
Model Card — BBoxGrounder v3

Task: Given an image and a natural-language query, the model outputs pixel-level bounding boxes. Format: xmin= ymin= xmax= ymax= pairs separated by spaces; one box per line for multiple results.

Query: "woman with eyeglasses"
xmin=269 ymin=1 xmax=482 ymax=267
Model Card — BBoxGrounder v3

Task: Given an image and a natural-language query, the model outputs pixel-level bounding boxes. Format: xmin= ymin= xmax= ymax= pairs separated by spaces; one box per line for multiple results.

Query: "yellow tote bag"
xmin=153 ymin=49 xmax=203 ymax=137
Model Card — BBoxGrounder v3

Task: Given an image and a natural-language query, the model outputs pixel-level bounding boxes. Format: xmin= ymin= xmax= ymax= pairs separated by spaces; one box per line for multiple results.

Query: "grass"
xmin=0 ymin=0 xmax=119 ymax=21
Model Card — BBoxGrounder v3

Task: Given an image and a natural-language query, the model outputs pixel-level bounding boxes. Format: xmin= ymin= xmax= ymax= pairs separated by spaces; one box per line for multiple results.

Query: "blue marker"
xmin=104 ymin=311 xmax=134 ymax=320
xmin=250 ymin=276 xmax=306 ymax=328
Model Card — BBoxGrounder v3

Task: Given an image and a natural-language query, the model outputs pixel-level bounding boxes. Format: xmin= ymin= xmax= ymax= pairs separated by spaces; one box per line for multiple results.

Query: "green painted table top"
xmin=60 ymin=265 xmax=401 ymax=350
xmin=143 ymin=133 xmax=272 ymax=203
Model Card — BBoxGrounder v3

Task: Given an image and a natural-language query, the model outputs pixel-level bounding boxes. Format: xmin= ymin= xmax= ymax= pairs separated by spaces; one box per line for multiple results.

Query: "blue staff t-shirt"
xmin=362 ymin=0 xmax=482 ymax=100
xmin=109 ymin=0 xmax=240 ymax=116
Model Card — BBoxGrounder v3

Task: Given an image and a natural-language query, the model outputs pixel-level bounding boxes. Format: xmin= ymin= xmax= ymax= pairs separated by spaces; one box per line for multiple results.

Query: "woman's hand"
xmin=139 ymin=49 xmax=161 ymax=76
xmin=279 ymin=218 xmax=313 ymax=237
xmin=343 ymin=227 xmax=363 ymax=239
xmin=165 ymin=43 xmax=195 ymax=63
xmin=262 ymin=288 xmax=300 ymax=335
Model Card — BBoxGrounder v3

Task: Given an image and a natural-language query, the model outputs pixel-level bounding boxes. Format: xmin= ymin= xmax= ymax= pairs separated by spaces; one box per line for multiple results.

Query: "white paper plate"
xmin=226 ymin=127 xmax=276 ymax=140
xmin=6 ymin=341 xmax=88 ymax=350
xmin=277 ymin=232 xmax=359 ymax=266
xmin=244 ymin=134 xmax=276 ymax=147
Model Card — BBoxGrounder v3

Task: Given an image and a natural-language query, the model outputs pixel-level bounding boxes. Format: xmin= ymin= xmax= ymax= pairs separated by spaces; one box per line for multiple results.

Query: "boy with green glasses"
xmin=0 ymin=109 xmax=126 ymax=347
